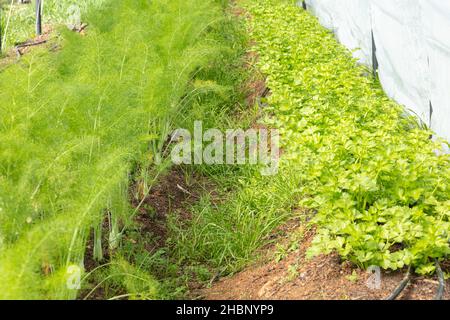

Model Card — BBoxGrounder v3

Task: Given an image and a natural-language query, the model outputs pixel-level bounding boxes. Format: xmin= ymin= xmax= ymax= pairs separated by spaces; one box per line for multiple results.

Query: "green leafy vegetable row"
xmin=244 ymin=0 xmax=450 ymax=274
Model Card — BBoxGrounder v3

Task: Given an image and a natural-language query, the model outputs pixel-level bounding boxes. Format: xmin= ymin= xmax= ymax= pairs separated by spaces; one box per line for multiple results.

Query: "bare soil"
xmin=201 ymin=217 xmax=450 ymax=300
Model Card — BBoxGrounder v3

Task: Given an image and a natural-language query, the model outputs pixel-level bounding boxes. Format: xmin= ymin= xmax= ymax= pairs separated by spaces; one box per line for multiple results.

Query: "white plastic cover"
xmin=304 ymin=0 xmax=450 ymax=143
xmin=422 ymin=0 xmax=450 ymax=142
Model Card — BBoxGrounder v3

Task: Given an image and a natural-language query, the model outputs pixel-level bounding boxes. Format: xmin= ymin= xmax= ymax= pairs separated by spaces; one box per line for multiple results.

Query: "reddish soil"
xmin=201 ymin=217 xmax=450 ymax=300
xmin=128 ymin=167 xmax=218 ymax=252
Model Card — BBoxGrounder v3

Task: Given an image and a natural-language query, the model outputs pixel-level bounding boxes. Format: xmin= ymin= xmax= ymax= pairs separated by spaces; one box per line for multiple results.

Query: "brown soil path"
xmin=200 ymin=218 xmax=449 ymax=300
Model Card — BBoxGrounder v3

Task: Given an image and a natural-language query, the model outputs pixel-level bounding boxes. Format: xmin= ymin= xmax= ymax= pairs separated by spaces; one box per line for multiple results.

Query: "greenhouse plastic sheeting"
xmin=305 ymin=0 xmax=372 ymax=65
xmin=303 ymin=0 xmax=450 ymax=144
xmin=422 ymin=0 xmax=450 ymax=143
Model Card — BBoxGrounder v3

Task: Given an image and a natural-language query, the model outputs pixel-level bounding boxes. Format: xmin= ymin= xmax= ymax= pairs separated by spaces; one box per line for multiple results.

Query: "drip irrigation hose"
xmin=385 ymin=266 xmax=411 ymax=300
xmin=434 ymin=260 xmax=445 ymax=300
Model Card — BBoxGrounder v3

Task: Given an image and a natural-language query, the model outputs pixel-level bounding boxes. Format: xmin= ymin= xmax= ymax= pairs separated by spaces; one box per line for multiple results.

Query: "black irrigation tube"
xmin=385 ymin=262 xmax=446 ymax=300
xmin=385 ymin=266 xmax=411 ymax=300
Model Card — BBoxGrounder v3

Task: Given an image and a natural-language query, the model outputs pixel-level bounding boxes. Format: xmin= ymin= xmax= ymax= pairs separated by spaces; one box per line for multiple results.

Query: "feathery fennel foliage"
xmin=0 ymin=0 xmax=228 ymax=299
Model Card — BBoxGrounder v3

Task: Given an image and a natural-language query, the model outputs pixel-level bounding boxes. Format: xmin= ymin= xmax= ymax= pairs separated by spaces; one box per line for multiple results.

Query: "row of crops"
xmin=0 ymin=0 xmax=246 ymax=299
xmin=244 ymin=0 xmax=450 ymax=275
